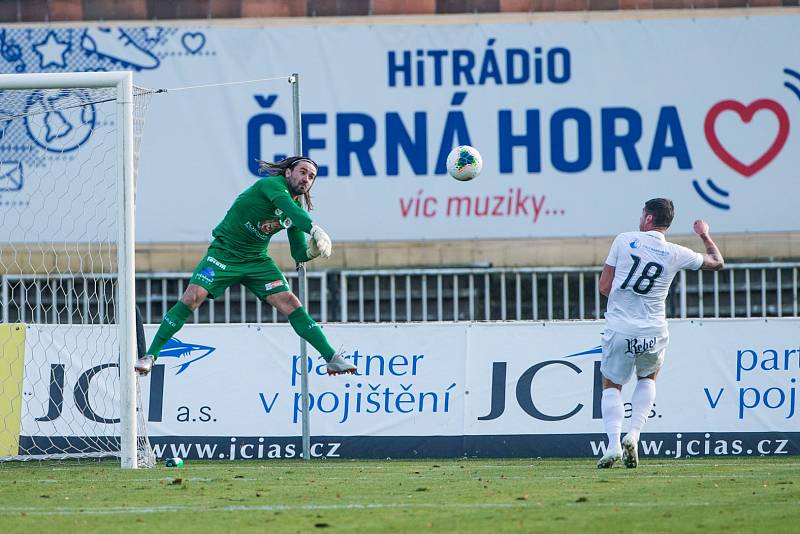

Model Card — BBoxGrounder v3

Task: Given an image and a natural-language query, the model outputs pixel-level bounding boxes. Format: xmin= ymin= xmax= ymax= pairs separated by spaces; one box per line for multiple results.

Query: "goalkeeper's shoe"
xmin=622 ymin=435 xmax=639 ymax=468
xmin=134 ymin=355 xmax=155 ymax=376
xmin=326 ymin=351 xmax=357 ymax=376
xmin=596 ymin=448 xmax=622 ymax=469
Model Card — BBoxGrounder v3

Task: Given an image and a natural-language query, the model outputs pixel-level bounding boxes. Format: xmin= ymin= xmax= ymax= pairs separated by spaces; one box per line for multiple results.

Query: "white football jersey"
xmin=604 ymin=230 xmax=703 ymax=336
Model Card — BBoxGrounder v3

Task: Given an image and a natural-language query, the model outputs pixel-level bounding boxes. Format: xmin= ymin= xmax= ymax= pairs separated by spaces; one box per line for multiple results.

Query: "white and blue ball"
xmin=446 ymin=145 xmax=482 ymax=181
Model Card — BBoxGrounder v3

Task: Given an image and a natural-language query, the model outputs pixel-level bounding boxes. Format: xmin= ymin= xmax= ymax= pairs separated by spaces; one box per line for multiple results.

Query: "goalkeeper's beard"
xmin=288 ymin=183 xmax=310 ymax=197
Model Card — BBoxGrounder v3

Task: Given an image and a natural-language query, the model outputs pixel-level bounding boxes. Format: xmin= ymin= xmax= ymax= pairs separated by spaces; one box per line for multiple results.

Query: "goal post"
xmin=289 ymin=73 xmax=312 ymax=462
xmin=117 ymin=71 xmax=137 ymax=470
xmin=0 ymin=71 xmax=146 ymax=468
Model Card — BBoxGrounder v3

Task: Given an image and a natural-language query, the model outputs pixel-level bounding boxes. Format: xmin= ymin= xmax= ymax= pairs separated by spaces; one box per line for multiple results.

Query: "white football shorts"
xmin=600 ymin=329 xmax=669 ymax=385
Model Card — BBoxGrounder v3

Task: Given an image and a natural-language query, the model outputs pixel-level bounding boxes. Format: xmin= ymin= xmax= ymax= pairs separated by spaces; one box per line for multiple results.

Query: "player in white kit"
xmin=596 ymin=198 xmax=724 ymax=468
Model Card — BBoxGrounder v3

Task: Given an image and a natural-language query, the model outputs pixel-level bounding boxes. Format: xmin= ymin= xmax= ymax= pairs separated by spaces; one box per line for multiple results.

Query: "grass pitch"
xmin=0 ymin=457 xmax=797 ymax=533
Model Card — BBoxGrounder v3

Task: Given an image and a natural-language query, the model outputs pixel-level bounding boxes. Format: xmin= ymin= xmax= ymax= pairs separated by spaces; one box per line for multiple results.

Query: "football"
xmin=446 ymin=145 xmax=482 ymax=181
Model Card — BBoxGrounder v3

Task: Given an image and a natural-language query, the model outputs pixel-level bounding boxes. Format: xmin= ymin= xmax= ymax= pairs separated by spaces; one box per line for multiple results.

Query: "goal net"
xmin=0 ymin=72 xmax=153 ymax=468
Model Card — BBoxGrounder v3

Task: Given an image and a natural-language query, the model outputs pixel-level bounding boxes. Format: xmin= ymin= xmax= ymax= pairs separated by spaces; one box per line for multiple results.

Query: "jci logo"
xmin=478 ymin=360 xmax=605 ymax=422
xmin=35 ymin=363 xmax=119 ymax=423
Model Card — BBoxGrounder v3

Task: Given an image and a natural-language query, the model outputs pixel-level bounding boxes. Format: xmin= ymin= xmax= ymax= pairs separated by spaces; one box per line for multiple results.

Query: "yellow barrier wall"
xmin=0 ymin=324 xmax=26 ymax=457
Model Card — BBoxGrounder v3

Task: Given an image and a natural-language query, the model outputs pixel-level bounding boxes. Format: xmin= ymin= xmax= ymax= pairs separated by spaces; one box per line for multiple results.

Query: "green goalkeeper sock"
xmin=288 ymin=307 xmax=335 ymax=361
xmin=146 ymin=301 xmax=193 ymax=358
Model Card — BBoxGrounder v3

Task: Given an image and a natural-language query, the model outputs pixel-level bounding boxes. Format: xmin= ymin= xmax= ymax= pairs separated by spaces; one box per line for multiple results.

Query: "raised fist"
xmin=693 ymin=219 xmax=709 ymax=236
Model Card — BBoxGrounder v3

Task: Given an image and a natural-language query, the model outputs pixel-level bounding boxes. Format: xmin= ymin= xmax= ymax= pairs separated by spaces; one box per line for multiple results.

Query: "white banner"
xmin=142 ymin=323 xmax=467 ymax=438
xmin=17 ymin=319 xmax=799 ymax=458
xmin=20 ymin=324 xmax=121 ymax=446
xmin=464 ymin=320 xmax=800 ymax=434
xmin=1 ymin=14 xmax=799 ymax=242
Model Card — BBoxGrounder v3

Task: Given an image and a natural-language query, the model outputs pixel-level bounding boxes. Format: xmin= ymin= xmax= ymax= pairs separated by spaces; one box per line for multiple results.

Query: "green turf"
xmin=0 ymin=457 xmax=797 ymax=533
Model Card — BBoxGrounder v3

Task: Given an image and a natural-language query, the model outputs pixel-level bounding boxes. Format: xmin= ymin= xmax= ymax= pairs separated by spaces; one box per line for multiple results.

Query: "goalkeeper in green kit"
xmin=134 ymin=156 xmax=356 ymax=377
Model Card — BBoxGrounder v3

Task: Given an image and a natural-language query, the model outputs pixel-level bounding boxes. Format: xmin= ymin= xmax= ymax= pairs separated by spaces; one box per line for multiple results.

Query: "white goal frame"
xmin=0 ymin=71 xmax=138 ymax=468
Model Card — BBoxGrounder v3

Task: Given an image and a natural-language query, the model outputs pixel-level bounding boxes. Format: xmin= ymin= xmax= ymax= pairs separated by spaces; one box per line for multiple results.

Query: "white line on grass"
xmin=1 ymin=500 xmax=798 ymax=516
xmin=0 ymin=502 xmax=529 ymax=516
xmin=0 ymin=472 xmax=794 ymax=485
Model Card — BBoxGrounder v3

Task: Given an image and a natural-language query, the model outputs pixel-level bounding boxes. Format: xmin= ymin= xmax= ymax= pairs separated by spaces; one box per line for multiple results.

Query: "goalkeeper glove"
xmin=306 ymin=238 xmax=321 ymax=259
xmin=309 ymin=224 xmax=332 ymax=259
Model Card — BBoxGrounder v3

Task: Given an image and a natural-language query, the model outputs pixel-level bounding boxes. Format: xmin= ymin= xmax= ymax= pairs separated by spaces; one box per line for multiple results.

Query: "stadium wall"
xmin=6 ymin=319 xmax=799 ymax=459
xmin=1 ymin=1 xmax=797 ymax=23
xmin=4 ymin=229 xmax=800 ymax=275
xmin=1 ymin=9 xmax=798 ymax=272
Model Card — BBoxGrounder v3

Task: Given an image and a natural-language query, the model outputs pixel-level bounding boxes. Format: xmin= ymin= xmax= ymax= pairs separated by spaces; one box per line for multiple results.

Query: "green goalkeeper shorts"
xmin=189 ymin=247 xmax=290 ymax=300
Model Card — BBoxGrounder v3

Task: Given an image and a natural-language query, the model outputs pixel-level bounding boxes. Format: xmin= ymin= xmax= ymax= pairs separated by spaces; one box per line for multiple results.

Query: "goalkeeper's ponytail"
xmin=256 ymin=156 xmax=318 ymax=210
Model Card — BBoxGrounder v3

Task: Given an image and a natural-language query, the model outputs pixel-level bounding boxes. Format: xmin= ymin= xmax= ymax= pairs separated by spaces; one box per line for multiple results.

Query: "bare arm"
xmin=599 ymin=264 xmax=615 ymax=297
xmin=693 ymin=219 xmax=724 ymax=271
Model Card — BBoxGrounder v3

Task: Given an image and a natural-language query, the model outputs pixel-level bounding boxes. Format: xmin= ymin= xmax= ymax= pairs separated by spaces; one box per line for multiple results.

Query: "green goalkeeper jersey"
xmin=210 ymin=175 xmax=313 ymax=262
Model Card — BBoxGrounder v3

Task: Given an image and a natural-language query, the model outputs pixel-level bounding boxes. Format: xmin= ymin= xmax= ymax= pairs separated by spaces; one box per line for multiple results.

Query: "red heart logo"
xmin=704 ymin=99 xmax=790 ymax=177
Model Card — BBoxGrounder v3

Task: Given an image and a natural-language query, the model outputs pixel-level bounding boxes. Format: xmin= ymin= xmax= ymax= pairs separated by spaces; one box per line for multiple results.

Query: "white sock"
xmin=627 ymin=378 xmax=656 ymax=442
xmin=601 ymin=388 xmax=623 ymax=453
